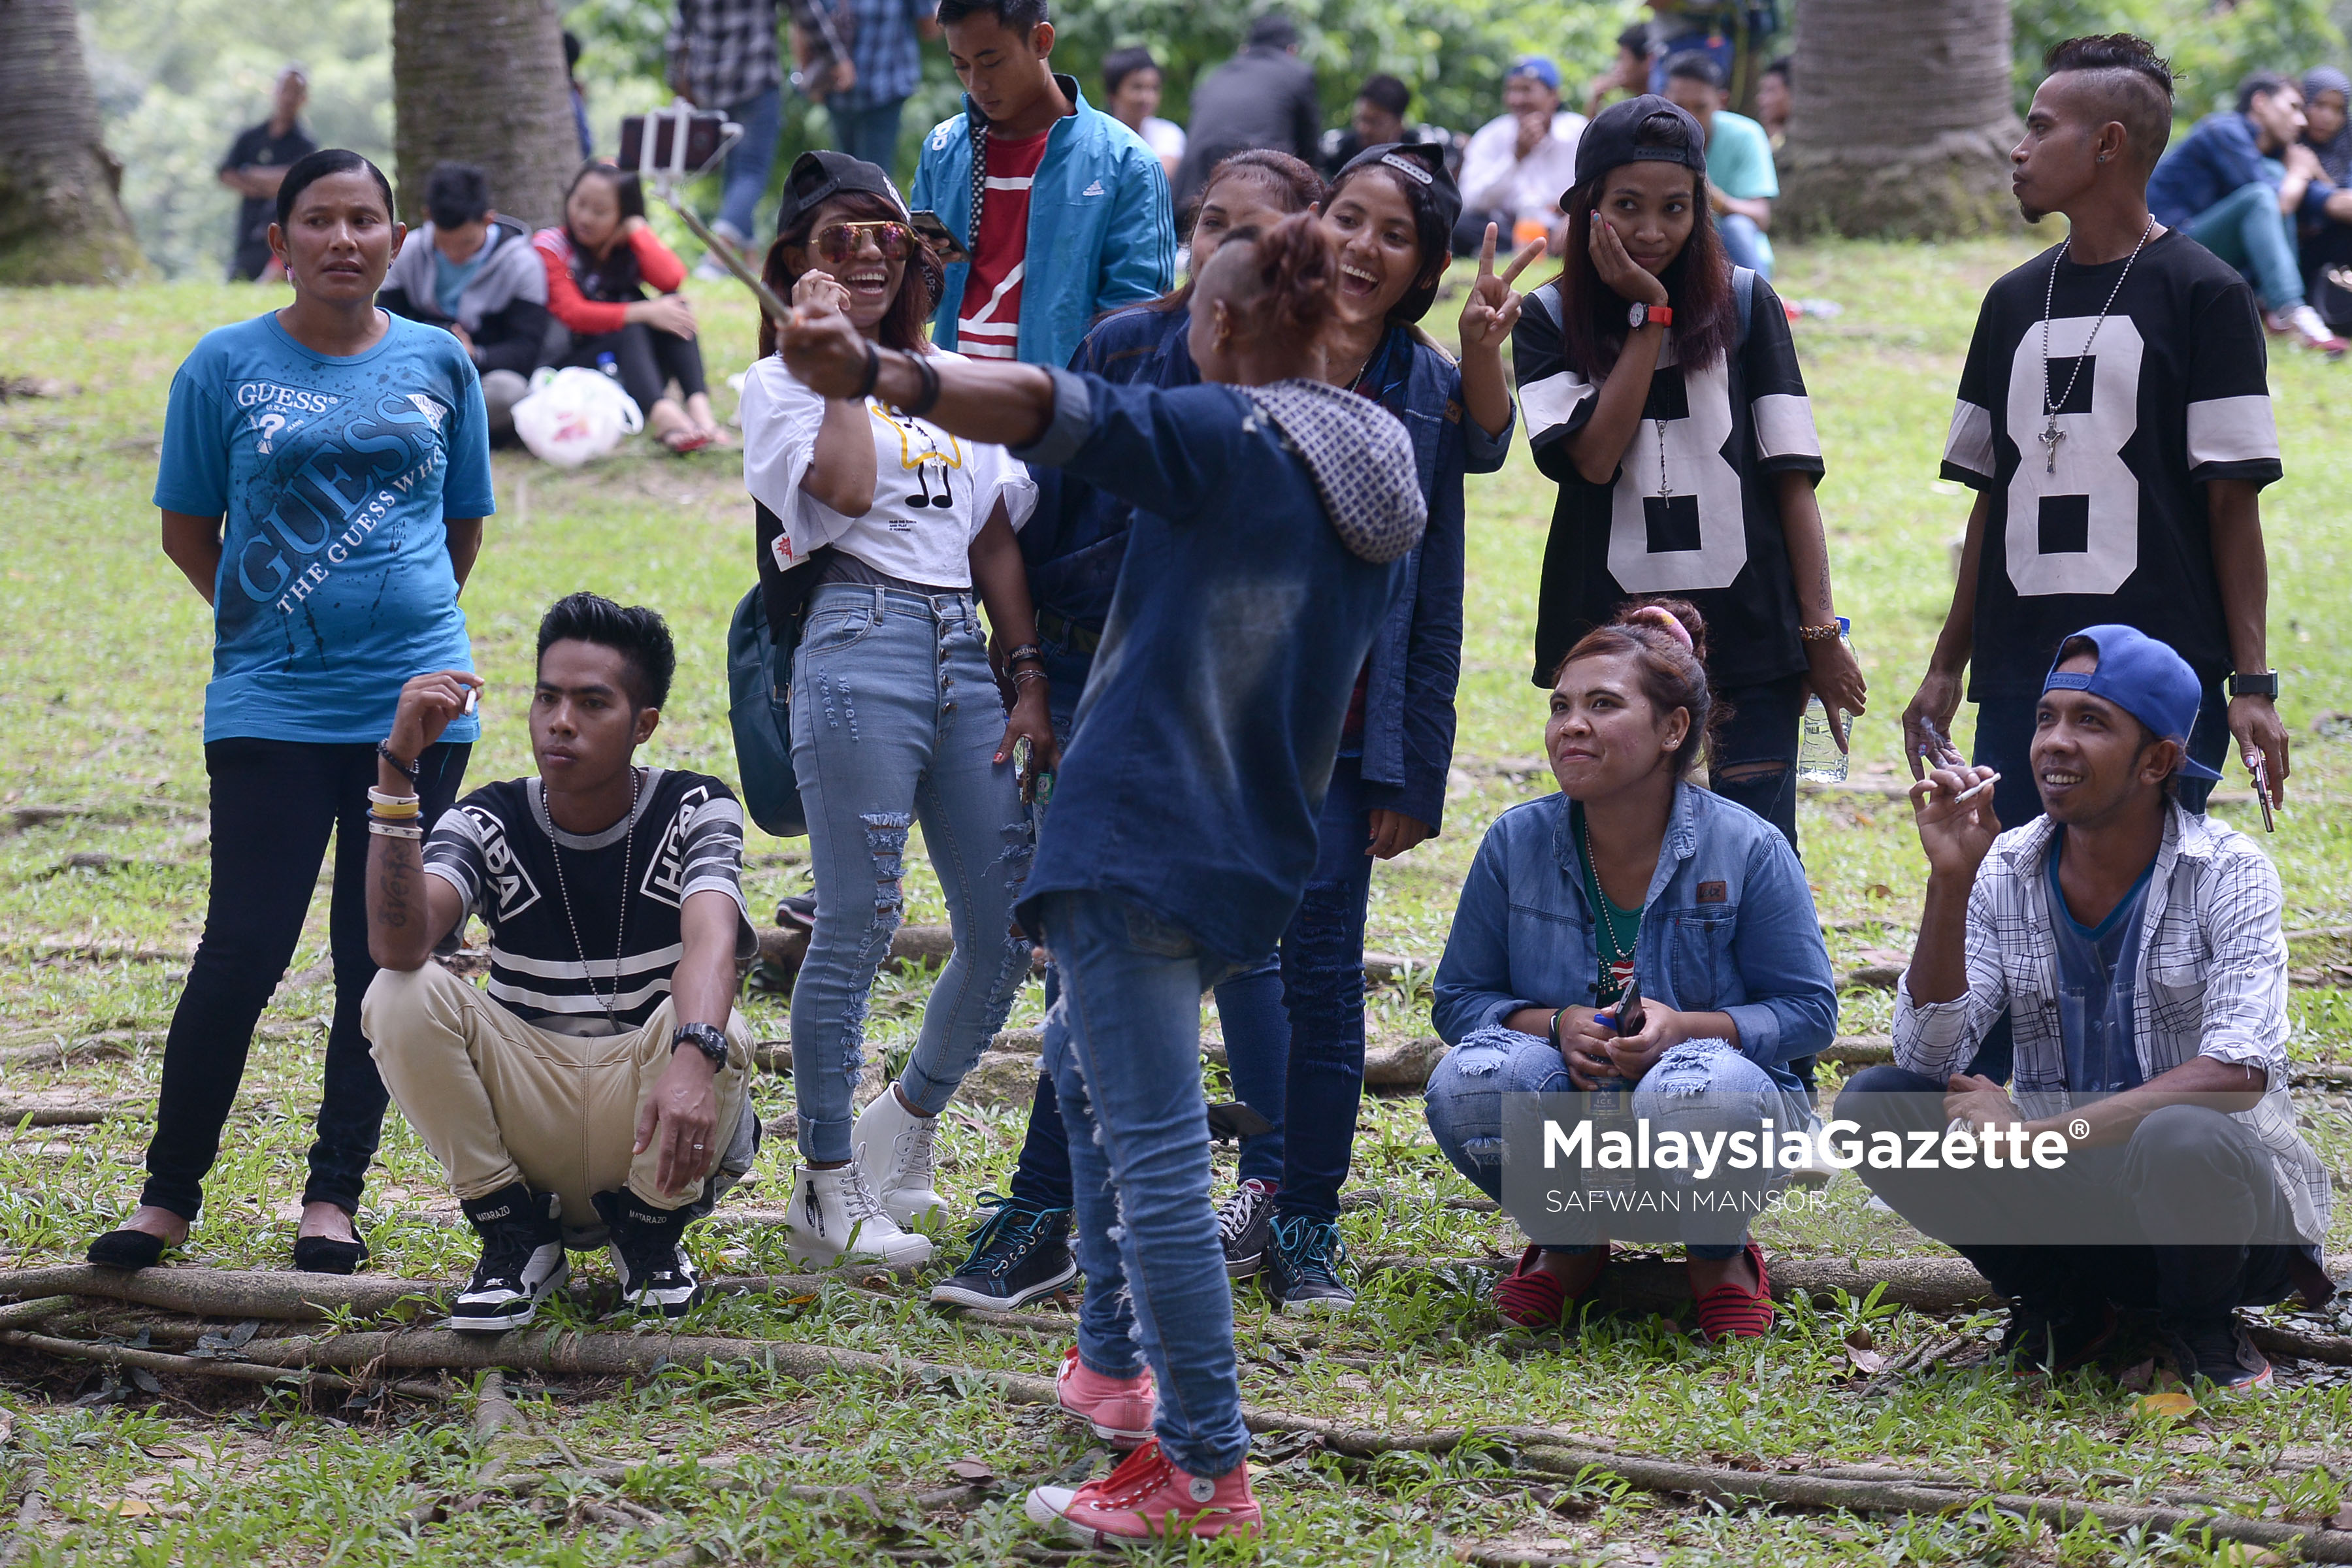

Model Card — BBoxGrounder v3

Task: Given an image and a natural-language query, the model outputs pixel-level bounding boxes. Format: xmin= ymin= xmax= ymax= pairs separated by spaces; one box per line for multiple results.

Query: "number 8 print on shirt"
xmin=1516 ymin=268 xmax=1824 ymax=692
xmin=1938 ymin=231 xmax=2280 ymax=701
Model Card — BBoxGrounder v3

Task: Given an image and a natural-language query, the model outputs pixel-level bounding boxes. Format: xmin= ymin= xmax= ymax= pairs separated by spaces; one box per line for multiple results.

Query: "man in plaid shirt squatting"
xmin=1840 ymin=625 xmax=2332 ymax=1392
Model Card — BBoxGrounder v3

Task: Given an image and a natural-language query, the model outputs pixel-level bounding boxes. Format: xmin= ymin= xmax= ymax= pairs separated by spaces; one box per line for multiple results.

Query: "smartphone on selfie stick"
xmin=617 ymin=103 xmax=792 ymax=321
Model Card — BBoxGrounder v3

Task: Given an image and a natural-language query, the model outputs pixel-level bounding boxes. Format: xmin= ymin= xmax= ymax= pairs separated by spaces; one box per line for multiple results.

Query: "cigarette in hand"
xmin=1908 ymin=770 xmax=1999 ymax=806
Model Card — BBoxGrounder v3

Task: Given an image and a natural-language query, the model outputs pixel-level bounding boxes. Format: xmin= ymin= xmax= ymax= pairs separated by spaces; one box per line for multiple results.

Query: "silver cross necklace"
xmin=540 ymin=766 xmax=640 ymax=1026
xmin=2037 ymin=214 xmax=2155 ymax=475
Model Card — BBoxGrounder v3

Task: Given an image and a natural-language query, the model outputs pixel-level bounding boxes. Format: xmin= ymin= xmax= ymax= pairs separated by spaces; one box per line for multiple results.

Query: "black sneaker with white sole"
xmin=1264 ymin=1215 xmax=1355 ymax=1315
xmin=451 ymin=1183 xmax=568 ymax=1333
xmin=930 ymin=1194 xmax=1076 ymax=1310
xmin=593 ymin=1190 xmax=704 ymax=1320
xmin=1217 ymin=1179 xmax=1277 ymax=1280
xmin=2161 ymin=1315 xmax=2274 ymax=1392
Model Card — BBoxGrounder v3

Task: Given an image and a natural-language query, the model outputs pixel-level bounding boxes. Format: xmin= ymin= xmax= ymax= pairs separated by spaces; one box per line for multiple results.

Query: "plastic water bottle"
xmin=596 ymin=351 xmax=620 ymax=380
xmin=1797 ymin=617 xmax=1855 ymax=784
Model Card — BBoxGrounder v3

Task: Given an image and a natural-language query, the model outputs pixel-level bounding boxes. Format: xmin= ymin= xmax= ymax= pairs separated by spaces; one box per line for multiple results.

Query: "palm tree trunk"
xmin=1779 ymin=0 xmax=2023 ymax=239
xmin=0 ymin=0 xmax=148 ymax=284
xmin=391 ymin=0 xmax=581 ymax=231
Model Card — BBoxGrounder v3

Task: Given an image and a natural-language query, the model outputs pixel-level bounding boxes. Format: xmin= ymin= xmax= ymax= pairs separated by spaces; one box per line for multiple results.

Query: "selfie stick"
xmin=635 ymin=100 xmax=793 ymax=323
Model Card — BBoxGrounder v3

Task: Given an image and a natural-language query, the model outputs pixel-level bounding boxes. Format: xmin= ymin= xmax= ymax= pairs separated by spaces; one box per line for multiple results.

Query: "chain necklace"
xmin=540 ymin=766 xmax=640 ymax=1026
xmin=2037 ymin=214 xmax=2155 ymax=475
xmin=1655 ymin=416 xmax=1673 ymax=501
xmin=1577 ymin=812 xmax=1640 ymax=1002
xmin=967 ymin=115 xmax=990 ymax=269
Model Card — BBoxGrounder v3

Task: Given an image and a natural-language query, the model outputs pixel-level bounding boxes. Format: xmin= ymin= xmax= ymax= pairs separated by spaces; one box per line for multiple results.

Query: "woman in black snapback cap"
xmin=1512 ymin=95 xmax=1866 ymax=859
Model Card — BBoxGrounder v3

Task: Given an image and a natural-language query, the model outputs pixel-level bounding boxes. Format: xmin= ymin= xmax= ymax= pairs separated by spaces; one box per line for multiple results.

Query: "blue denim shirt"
xmin=1022 ymin=305 xmax=1510 ymax=831
xmin=1431 ymin=784 xmax=1837 ymax=1090
xmin=1011 ymin=369 xmax=1407 ymax=962
xmin=911 ymin=78 xmax=1176 ymax=370
xmin=2150 ymin=111 xmax=2336 ymax=228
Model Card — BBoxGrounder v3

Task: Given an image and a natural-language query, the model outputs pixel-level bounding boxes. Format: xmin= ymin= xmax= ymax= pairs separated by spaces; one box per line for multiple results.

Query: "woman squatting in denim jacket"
xmin=739 ymin=152 xmax=1059 ymax=1272
xmin=1422 ymin=600 xmax=1838 ymax=1341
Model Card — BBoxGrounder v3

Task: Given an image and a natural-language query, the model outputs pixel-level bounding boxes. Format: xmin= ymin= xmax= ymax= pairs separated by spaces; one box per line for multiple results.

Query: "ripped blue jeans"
xmin=1422 ymin=1027 xmax=1806 ymax=1258
xmin=788 ymin=583 xmax=1034 ymax=1166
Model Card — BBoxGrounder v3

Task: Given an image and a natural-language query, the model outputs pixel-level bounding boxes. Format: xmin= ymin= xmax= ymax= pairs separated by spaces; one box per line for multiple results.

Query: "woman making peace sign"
xmin=1514 ymin=96 xmax=1864 ymax=854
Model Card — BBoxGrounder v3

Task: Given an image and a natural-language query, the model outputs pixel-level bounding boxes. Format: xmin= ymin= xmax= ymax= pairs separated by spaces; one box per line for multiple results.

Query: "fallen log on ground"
xmin=0 ymin=1264 xmax=912 ymax=1324
xmin=757 ymin=924 xmax=1047 ymax=981
xmin=0 ymin=1100 xmax=134 ymax=1128
xmin=0 ymin=1327 xmax=444 ymax=1401
xmin=0 ymin=1040 xmax=132 ymax=1071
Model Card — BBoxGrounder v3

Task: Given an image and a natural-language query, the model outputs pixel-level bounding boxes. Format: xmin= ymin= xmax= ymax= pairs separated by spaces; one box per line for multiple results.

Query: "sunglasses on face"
xmin=813 ymin=221 xmax=913 ymax=265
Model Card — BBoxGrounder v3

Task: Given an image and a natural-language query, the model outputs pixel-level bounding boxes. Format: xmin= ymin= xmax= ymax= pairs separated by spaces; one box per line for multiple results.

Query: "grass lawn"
xmin=0 ymin=232 xmax=2349 ymax=1565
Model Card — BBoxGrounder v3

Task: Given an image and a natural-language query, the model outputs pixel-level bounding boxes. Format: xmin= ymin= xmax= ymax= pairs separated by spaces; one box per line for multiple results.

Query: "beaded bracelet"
xmin=1797 ymin=623 xmax=1843 ymax=642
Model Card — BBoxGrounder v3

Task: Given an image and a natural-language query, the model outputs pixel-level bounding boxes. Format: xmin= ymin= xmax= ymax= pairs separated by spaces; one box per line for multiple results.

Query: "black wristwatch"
xmin=672 ymin=1022 xmax=730 ymax=1068
xmin=2227 ymin=670 xmax=2279 ymax=699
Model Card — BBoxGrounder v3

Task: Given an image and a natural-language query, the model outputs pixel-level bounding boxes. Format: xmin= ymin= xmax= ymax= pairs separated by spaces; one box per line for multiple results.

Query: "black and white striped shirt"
xmin=422 ymin=769 xmax=757 ymax=1034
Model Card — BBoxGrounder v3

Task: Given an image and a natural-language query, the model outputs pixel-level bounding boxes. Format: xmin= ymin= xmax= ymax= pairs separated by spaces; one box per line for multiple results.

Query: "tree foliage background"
xmin=73 ymin=0 xmax=2352 ymax=278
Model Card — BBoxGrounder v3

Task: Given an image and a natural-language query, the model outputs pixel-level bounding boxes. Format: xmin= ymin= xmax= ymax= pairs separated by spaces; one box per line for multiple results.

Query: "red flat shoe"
xmin=1690 ymin=1242 xmax=1774 ymax=1341
xmin=1494 ymin=1243 xmax=1606 ymax=1328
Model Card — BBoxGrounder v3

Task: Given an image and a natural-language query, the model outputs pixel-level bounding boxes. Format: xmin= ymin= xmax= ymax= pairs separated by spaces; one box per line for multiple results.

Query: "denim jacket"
xmin=911 ymin=77 xmax=1176 ymax=370
xmin=1431 ymin=784 xmax=1837 ymax=1090
xmin=1022 ymin=306 xmax=1511 ymax=832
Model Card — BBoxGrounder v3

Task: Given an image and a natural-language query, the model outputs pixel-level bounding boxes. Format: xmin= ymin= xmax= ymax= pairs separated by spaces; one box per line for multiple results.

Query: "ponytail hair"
xmin=1206 ymin=210 xmax=1337 ymax=359
xmin=1553 ymin=597 xmax=1720 ymax=777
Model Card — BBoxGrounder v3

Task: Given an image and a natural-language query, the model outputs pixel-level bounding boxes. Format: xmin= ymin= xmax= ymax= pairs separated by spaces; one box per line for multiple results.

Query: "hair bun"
xmin=1613 ymin=596 xmax=1708 ymax=662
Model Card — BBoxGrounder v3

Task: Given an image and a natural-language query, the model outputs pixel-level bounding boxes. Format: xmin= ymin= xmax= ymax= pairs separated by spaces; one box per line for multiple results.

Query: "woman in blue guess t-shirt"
xmin=89 ymin=150 xmax=495 ymax=1277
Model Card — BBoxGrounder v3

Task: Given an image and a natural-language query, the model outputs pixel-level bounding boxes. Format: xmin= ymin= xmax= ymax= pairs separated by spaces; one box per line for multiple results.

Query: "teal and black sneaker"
xmin=1264 ymin=1214 xmax=1355 ymax=1316
xmin=929 ymin=1193 xmax=1076 ymax=1311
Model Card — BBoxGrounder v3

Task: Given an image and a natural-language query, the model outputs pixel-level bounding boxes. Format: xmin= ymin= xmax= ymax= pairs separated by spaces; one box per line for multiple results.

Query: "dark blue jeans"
xmin=144 ymin=737 xmax=469 ymax=1219
xmin=1839 ymin=1066 xmax=2298 ymax=1324
xmin=832 ymin=97 xmax=909 ymax=178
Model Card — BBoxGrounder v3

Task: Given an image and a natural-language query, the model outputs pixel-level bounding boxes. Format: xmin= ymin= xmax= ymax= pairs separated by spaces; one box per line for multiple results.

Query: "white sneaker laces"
xmin=892 ymin=1115 xmax=938 ymax=1188
xmin=1216 ymin=1183 xmax=1267 ymax=1244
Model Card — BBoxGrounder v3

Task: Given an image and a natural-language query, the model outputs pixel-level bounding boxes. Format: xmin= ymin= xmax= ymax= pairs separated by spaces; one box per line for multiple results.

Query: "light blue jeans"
xmin=1037 ymin=889 xmax=1250 ymax=1480
xmin=787 ymin=584 xmax=1034 ymax=1166
xmin=2187 ymin=180 xmax=2305 ymax=311
xmin=715 ymin=86 xmax=784 ymax=244
xmin=1718 ymin=211 xmax=1776 ymax=280
xmin=1423 ymin=1026 xmax=1806 ymax=1258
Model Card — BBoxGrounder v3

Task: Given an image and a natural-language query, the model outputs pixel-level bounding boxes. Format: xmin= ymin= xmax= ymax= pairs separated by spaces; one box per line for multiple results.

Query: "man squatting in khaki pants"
xmin=361 ymin=593 xmax=760 ymax=1330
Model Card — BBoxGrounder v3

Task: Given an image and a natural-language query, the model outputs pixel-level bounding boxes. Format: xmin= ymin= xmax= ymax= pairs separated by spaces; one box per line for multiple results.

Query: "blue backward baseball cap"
xmin=1509 ymin=56 xmax=1562 ymax=91
xmin=2042 ymin=625 xmax=2223 ymax=781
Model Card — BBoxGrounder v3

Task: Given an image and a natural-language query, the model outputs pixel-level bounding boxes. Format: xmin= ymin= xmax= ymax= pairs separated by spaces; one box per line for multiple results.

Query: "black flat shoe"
xmin=291 ymin=1233 xmax=370 ymax=1275
xmin=86 ymin=1229 xmax=170 ymax=1271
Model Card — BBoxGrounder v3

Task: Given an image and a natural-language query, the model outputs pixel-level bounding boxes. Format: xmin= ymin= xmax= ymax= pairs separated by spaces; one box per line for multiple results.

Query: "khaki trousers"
xmin=363 ymin=962 xmax=754 ymax=1243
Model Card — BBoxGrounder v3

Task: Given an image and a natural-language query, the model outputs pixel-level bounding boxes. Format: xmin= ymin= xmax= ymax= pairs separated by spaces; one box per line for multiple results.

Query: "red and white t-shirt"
xmin=956 ymin=129 xmax=1050 ymax=360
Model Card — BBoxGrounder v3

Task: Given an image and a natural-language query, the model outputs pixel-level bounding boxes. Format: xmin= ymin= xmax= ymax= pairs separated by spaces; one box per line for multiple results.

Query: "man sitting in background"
xmin=218 ymin=66 xmax=316 ymax=282
xmin=1661 ymin=50 xmax=1777 ymax=279
xmin=1756 ymin=56 xmax=1791 ymax=148
xmin=2149 ymin=71 xmax=2351 ymax=355
xmin=1585 ymin=23 xmax=1654 ymax=122
xmin=380 ymin=163 xmax=552 ymax=442
xmin=1322 ymin=74 xmax=1413 ymax=178
xmin=1456 ymin=56 xmax=1585 ymax=255
xmin=363 ymin=594 xmax=760 ymax=1330
xmin=1844 ymin=627 xmax=2332 ymax=1392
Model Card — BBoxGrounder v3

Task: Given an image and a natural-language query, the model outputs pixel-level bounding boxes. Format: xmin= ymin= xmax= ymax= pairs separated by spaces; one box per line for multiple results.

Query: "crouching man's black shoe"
xmin=594 ymin=1189 xmax=704 ymax=1320
xmin=1999 ymin=1296 xmax=2116 ymax=1376
xmin=2161 ymin=1315 xmax=2274 ymax=1394
xmin=452 ymin=1184 xmax=568 ymax=1333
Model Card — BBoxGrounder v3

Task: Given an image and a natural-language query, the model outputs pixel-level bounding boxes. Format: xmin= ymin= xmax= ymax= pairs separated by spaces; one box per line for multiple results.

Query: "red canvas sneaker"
xmin=1055 ymin=1345 xmax=1156 ymax=1447
xmin=1024 ymin=1439 xmax=1262 ymax=1543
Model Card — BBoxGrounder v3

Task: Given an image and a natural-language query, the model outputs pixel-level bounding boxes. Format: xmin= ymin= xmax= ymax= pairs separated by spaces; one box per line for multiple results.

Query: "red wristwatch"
xmin=1627 ymin=302 xmax=1673 ymax=329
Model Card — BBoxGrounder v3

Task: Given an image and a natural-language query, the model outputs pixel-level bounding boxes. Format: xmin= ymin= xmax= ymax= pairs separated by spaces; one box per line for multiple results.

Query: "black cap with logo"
xmin=1569 ymin=93 xmax=1709 ymax=203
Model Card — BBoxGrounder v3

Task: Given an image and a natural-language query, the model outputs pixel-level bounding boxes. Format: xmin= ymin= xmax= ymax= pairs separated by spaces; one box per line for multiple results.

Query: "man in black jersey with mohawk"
xmin=1903 ymin=34 xmax=2291 ymax=840
xmin=363 ymin=593 xmax=760 ymax=1329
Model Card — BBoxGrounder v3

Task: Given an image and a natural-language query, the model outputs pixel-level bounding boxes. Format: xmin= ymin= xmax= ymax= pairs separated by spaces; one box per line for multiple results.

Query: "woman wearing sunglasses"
xmin=739 ymin=151 xmax=1056 ymax=1269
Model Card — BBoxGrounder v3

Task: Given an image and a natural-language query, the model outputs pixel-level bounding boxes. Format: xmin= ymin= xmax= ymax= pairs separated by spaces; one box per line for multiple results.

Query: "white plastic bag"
xmin=511 ymin=365 xmax=644 ymax=467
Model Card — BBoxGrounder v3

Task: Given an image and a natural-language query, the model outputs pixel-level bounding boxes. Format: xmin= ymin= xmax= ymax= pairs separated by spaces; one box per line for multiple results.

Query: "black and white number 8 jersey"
xmin=1940 ymin=231 xmax=2279 ymax=700
xmin=1515 ymin=269 xmax=1825 ymax=690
